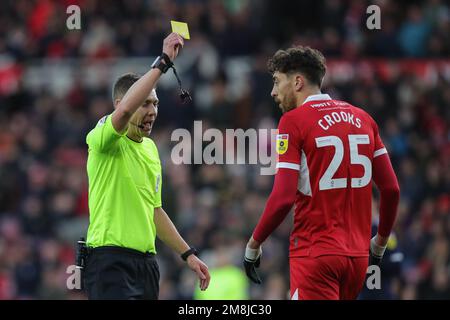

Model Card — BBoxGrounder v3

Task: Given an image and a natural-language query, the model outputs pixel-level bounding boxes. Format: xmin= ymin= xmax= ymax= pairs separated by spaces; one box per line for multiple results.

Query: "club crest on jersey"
xmin=276 ymin=134 xmax=289 ymax=155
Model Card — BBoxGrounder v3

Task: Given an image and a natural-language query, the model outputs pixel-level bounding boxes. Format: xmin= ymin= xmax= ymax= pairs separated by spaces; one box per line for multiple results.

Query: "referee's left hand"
xmin=187 ymin=255 xmax=210 ymax=291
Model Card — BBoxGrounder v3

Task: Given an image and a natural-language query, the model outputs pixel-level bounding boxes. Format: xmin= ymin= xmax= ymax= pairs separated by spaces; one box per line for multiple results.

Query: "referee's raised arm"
xmin=111 ymin=32 xmax=184 ymax=134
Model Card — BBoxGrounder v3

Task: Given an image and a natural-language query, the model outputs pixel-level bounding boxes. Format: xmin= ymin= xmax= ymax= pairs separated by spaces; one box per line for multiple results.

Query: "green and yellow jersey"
xmin=86 ymin=114 xmax=162 ymax=253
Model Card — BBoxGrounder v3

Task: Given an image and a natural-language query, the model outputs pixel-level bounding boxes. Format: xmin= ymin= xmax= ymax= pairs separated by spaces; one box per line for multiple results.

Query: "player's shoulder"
xmin=347 ymin=103 xmax=378 ymax=126
xmin=331 ymin=100 xmax=377 ymax=124
xmin=278 ymin=109 xmax=303 ymax=132
xmin=281 ymin=104 xmax=307 ymax=122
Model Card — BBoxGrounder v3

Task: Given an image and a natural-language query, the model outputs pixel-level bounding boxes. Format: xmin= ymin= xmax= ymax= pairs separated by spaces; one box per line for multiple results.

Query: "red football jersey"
xmin=276 ymin=94 xmax=387 ymax=258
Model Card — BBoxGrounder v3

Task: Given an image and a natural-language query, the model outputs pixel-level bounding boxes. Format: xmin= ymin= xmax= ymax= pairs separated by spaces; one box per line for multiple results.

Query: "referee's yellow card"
xmin=170 ymin=20 xmax=190 ymax=39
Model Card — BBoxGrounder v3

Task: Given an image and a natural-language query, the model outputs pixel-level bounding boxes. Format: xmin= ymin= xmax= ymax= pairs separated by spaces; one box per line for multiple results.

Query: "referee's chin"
xmin=142 ymin=128 xmax=152 ymax=137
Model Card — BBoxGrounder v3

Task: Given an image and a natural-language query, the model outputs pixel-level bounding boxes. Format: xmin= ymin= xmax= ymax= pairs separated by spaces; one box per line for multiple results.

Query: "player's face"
xmin=130 ymin=90 xmax=159 ymax=137
xmin=271 ymin=72 xmax=297 ymax=113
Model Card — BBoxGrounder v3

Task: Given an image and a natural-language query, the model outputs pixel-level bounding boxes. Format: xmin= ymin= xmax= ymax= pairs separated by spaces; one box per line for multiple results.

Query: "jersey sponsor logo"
xmin=97 ymin=115 xmax=108 ymax=127
xmin=310 ymin=101 xmax=333 ymax=108
xmin=276 ymin=134 xmax=289 ymax=155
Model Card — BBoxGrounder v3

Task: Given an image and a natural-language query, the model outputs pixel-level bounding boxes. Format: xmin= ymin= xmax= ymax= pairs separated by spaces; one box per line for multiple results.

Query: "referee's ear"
xmin=114 ymin=98 xmax=122 ymax=109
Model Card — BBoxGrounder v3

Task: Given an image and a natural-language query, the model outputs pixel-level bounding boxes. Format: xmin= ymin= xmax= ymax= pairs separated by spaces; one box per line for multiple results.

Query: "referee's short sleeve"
xmin=86 ymin=114 xmax=127 ymax=153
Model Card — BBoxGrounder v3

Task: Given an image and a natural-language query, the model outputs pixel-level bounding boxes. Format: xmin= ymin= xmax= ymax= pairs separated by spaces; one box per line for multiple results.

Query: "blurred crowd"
xmin=0 ymin=0 xmax=449 ymax=60
xmin=0 ymin=0 xmax=449 ymax=300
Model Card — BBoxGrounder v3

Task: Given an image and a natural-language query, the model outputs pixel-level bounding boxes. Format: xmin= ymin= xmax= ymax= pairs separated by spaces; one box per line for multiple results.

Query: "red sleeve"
xmin=370 ymin=116 xmax=387 ymax=158
xmin=276 ymin=114 xmax=302 ymax=170
xmin=372 ymin=153 xmax=400 ymax=237
xmin=252 ymin=168 xmax=299 ymax=243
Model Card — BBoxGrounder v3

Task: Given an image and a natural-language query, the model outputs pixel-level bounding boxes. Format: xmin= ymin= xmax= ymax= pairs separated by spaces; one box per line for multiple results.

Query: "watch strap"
xmin=181 ymin=247 xmax=198 ymax=261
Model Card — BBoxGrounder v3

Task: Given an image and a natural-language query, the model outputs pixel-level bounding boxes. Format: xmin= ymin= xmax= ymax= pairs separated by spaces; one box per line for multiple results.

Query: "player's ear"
xmin=294 ymin=75 xmax=304 ymax=92
xmin=114 ymin=98 xmax=121 ymax=109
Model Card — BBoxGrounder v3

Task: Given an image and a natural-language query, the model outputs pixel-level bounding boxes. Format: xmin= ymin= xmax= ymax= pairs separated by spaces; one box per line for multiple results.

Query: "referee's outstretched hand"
xmin=187 ymin=255 xmax=210 ymax=291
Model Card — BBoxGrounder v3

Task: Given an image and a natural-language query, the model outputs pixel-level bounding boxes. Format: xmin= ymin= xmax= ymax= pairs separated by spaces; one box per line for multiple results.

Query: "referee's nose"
xmin=147 ymin=105 xmax=158 ymax=120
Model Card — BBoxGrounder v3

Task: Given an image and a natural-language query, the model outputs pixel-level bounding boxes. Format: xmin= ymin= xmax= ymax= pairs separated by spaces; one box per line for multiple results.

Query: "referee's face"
xmin=130 ymin=89 xmax=159 ymax=137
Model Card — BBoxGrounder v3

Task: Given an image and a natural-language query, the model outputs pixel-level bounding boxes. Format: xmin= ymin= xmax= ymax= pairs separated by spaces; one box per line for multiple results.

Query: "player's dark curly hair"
xmin=112 ymin=72 xmax=141 ymax=101
xmin=267 ymin=46 xmax=326 ymax=88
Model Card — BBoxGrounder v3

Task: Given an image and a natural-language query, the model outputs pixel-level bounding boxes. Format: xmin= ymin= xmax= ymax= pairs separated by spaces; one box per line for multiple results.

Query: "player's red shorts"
xmin=290 ymin=255 xmax=368 ymax=300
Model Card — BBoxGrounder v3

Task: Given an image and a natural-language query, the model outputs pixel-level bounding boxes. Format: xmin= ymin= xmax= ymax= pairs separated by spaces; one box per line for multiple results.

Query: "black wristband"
xmin=181 ymin=247 xmax=198 ymax=261
xmin=160 ymin=53 xmax=174 ymax=67
xmin=151 ymin=54 xmax=173 ymax=74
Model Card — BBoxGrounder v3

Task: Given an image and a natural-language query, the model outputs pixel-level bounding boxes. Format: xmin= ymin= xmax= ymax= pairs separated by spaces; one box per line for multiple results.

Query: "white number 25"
xmin=315 ymin=135 xmax=372 ymax=190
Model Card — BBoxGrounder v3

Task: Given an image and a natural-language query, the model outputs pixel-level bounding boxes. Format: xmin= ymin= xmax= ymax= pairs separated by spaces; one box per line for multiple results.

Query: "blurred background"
xmin=0 ymin=0 xmax=449 ymax=300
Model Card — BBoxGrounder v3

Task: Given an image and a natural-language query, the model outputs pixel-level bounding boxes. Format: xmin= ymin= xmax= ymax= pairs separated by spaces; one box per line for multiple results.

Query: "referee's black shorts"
xmin=84 ymin=246 xmax=160 ymax=300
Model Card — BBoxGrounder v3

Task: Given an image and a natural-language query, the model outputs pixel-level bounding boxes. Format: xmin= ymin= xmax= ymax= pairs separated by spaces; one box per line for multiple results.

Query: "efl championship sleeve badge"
xmin=97 ymin=115 xmax=107 ymax=127
xmin=276 ymin=134 xmax=289 ymax=155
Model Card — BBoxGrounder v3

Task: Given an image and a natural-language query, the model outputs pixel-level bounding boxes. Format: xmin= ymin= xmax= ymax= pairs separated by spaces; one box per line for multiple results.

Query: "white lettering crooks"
xmin=318 ymin=112 xmax=362 ymax=130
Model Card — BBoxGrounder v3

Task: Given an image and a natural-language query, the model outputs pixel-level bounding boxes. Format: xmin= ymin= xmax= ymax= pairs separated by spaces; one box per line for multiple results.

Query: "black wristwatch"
xmin=181 ymin=247 xmax=198 ymax=261
xmin=151 ymin=53 xmax=173 ymax=74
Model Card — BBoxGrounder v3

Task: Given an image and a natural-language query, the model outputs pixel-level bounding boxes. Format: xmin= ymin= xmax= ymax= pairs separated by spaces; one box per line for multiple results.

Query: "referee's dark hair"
xmin=112 ymin=73 xmax=141 ymax=101
xmin=268 ymin=46 xmax=327 ymax=88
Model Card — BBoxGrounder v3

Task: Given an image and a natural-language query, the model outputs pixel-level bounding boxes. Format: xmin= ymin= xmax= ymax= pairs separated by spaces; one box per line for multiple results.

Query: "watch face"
xmin=151 ymin=56 xmax=161 ymax=68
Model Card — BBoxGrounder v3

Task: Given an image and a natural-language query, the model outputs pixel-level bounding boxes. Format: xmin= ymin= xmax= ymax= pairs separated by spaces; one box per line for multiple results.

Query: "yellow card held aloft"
xmin=171 ymin=20 xmax=190 ymax=40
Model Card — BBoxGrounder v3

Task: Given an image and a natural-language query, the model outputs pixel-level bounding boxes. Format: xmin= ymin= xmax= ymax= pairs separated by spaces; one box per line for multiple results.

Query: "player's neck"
xmin=295 ymin=88 xmax=322 ymax=107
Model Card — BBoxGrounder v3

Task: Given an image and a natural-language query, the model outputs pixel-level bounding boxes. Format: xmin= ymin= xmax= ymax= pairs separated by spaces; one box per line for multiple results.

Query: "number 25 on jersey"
xmin=315 ymin=134 xmax=372 ymax=191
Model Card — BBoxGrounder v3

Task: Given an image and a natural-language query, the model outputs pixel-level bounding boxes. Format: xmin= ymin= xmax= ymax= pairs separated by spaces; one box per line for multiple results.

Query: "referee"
xmin=83 ymin=33 xmax=210 ymax=300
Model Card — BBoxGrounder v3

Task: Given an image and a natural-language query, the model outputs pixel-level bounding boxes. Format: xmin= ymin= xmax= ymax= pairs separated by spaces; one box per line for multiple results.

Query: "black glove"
xmin=244 ymin=246 xmax=262 ymax=284
xmin=244 ymin=256 xmax=261 ymax=284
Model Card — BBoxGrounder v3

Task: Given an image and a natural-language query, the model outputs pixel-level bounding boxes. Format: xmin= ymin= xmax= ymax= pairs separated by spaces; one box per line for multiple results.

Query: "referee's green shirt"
xmin=86 ymin=114 xmax=162 ymax=253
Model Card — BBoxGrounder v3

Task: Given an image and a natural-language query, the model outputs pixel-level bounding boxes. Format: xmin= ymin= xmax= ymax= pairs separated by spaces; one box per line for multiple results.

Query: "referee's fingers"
xmin=201 ymin=264 xmax=211 ymax=289
xmin=196 ymin=265 xmax=207 ymax=280
xmin=200 ymin=279 xmax=207 ymax=291
xmin=198 ymin=270 xmax=207 ymax=291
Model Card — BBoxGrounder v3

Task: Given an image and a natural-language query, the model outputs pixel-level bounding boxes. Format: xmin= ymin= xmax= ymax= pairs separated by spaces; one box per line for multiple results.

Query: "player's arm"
xmin=369 ymin=118 xmax=400 ymax=265
xmin=244 ymin=114 xmax=301 ymax=283
xmin=244 ymin=169 xmax=299 ymax=284
xmin=251 ymin=169 xmax=299 ymax=246
xmin=111 ymin=33 xmax=184 ymax=134
xmin=370 ymin=153 xmax=400 ymax=264
xmin=154 ymin=207 xmax=210 ymax=291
